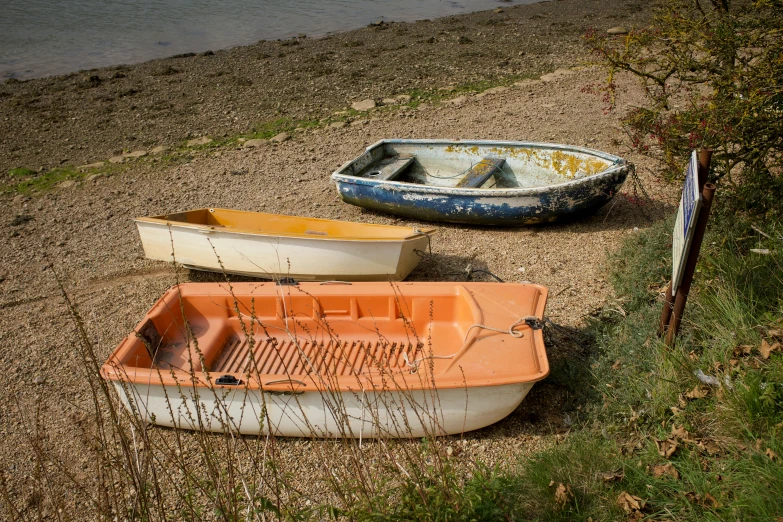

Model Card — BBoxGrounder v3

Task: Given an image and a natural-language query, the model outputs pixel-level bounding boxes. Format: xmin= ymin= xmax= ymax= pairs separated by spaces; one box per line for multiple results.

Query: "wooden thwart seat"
xmin=455 ymin=157 xmax=505 ymax=188
xmin=364 ymin=155 xmax=414 ymax=181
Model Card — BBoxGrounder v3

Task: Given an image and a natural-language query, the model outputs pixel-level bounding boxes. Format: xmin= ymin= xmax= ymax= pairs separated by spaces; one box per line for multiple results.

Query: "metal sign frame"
xmin=672 ymin=150 xmax=702 ymax=294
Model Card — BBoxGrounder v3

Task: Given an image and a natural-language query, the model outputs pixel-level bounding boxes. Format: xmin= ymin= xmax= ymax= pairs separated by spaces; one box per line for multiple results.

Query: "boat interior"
xmin=338 ymin=142 xmax=617 ymax=189
xmin=116 ymin=287 xmax=482 ymax=378
xmin=137 ymin=208 xmax=434 ymax=240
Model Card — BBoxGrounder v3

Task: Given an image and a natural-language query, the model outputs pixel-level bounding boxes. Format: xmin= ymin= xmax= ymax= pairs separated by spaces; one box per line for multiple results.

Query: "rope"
xmin=463 ymin=316 xmax=539 ymax=342
xmin=402 ymin=351 xmax=456 ymax=373
xmin=401 ymin=316 xmax=542 ymax=373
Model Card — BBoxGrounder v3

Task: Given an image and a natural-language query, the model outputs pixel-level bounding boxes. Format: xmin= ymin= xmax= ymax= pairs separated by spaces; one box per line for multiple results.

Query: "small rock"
xmin=333 ymin=110 xmax=349 ymax=116
xmin=514 ymin=79 xmax=543 ymax=88
xmin=540 ymin=69 xmax=576 ymax=82
xmin=86 ymin=173 xmax=104 ymax=182
xmin=370 ymin=20 xmax=385 ymax=26
xmin=494 ymin=8 xmax=504 ymax=13
xmin=77 ymin=162 xmax=105 ymax=171
xmin=12 ymin=194 xmax=27 ymax=205
xmin=123 ymin=150 xmax=147 ymax=159
xmin=607 ymin=26 xmax=629 ymax=35
xmin=381 ymin=98 xmax=399 ymax=106
xmin=243 ymin=138 xmax=267 ymax=148
xmin=187 ymin=136 xmax=212 ymax=147
xmin=330 ymin=121 xmax=347 ymax=129
xmin=33 ymin=375 xmax=45 ymax=385
xmin=447 ymin=96 xmax=468 ymax=105
xmin=150 ymin=145 xmax=170 ymax=154
xmin=350 ymin=119 xmax=368 ymax=126
xmin=517 ymin=267 xmax=526 ymax=273
xmin=438 ymin=85 xmax=456 ymax=93
xmin=478 ymin=86 xmax=508 ymax=97
xmin=458 ymin=36 xmax=472 ymax=44
xmin=351 ymin=99 xmax=376 ymax=111
xmin=396 ymin=94 xmax=412 ymax=103
xmin=270 ymin=132 xmax=291 ymax=143
xmin=59 ymin=180 xmax=76 ymax=189
xmin=11 ymin=214 xmax=32 ymax=226
xmin=108 ymin=155 xmax=125 ymax=164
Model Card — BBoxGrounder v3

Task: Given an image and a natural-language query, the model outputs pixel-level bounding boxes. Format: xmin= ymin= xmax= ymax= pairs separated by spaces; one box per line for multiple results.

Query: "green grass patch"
xmin=2 ymin=164 xmax=122 ymax=195
xmin=246 ymin=116 xmax=321 ymax=140
xmin=499 ymin=214 xmax=783 ymax=521
xmin=402 ymin=73 xmax=540 ymax=108
xmin=7 ymin=167 xmax=36 ymax=178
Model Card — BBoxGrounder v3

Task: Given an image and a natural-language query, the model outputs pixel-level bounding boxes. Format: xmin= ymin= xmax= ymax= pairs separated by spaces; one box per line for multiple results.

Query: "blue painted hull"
xmin=333 ymin=169 xmax=629 ymax=226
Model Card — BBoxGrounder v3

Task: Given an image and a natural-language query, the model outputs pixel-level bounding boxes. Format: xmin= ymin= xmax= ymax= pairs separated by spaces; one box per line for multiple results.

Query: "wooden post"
xmin=665 ymin=182 xmax=716 ymax=346
xmin=659 ymin=149 xmax=712 ymax=340
xmin=658 ymin=281 xmax=674 ymax=337
xmin=697 ymin=150 xmax=711 ymax=192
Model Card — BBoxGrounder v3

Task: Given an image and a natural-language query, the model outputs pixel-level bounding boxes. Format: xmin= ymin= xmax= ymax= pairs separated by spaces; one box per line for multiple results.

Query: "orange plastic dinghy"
xmin=102 ymin=281 xmax=549 ymax=438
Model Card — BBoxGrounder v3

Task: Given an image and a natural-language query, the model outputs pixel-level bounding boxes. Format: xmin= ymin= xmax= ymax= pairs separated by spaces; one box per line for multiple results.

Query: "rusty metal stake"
xmin=665 ymin=182 xmax=716 ymax=346
xmin=658 ymin=281 xmax=674 ymax=337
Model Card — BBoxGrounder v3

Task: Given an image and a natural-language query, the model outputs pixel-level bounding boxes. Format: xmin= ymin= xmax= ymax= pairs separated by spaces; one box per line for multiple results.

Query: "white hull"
xmin=136 ymin=222 xmax=430 ymax=281
xmin=113 ymin=380 xmax=535 ymax=438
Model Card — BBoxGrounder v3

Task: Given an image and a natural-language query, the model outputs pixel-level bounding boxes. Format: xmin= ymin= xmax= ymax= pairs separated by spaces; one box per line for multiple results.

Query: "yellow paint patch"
xmin=443 ymin=145 xmax=610 ymax=178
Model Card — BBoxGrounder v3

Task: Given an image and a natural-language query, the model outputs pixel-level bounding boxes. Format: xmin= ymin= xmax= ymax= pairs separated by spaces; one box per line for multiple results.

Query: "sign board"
xmin=672 ymin=151 xmax=702 ymax=293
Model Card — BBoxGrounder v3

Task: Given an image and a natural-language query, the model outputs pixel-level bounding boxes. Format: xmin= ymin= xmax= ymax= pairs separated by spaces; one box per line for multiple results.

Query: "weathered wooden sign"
xmin=672 ymin=151 xmax=702 ymax=293
xmin=659 ymin=150 xmax=716 ymax=346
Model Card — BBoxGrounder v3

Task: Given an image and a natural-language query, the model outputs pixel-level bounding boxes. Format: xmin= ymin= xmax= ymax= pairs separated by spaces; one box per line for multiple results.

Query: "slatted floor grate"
xmin=211 ymin=335 xmax=421 ymax=376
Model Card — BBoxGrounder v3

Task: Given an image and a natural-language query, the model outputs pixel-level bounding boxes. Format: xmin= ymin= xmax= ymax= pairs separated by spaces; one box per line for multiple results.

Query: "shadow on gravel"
xmin=186 ymin=269 xmax=264 ymax=283
xmin=469 ymin=320 xmax=598 ymax=440
xmin=357 ymin=192 xmax=672 ymax=237
xmin=405 ymin=252 xmax=498 ymax=282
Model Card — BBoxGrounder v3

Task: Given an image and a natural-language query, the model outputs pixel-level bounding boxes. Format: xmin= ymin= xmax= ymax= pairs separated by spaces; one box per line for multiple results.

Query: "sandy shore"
xmin=0 ymin=0 xmax=671 ymax=517
xmin=0 ymin=0 xmax=652 ymax=173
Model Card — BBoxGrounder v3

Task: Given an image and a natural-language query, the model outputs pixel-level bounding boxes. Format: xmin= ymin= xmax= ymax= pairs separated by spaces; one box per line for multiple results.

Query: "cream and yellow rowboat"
xmin=135 ymin=208 xmax=436 ymax=281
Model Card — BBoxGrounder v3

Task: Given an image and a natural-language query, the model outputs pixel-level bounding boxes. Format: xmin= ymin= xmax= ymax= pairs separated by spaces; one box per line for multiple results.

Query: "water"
xmin=0 ymin=0 xmax=536 ymax=80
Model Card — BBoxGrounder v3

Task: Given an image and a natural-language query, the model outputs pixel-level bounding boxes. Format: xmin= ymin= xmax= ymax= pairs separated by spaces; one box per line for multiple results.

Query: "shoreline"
xmin=0 ymin=1 xmax=674 ymax=516
xmin=0 ymin=0 xmax=651 ymax=174
xmin=1 ymin=0 xmax=545 ymax=81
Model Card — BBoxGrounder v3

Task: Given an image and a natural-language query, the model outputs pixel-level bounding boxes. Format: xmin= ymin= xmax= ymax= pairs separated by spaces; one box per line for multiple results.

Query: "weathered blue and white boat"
xmin=331 ymin=139 xmax=632 ymax=225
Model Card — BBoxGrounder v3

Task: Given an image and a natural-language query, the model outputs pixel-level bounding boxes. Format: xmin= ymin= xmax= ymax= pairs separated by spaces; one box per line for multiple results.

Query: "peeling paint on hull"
xmin=332 ymin=140 xmax=632 ymax=226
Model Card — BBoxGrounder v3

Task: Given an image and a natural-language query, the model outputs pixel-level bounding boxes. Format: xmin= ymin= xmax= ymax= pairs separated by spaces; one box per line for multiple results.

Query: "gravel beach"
xmin=0 ymin=0 xmax=675 ymax=517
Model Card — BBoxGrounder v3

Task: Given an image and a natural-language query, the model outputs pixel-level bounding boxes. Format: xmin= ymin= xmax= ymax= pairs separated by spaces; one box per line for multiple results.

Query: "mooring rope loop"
xmin=463 ymin=315 xmax=542 ymax=342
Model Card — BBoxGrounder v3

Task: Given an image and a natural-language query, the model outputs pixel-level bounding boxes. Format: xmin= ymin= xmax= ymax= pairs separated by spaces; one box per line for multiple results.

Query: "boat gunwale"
xmin=331 ymin=139 xmax=631 ymax=196
xmin=101 ymin=282 xmax=549 ymax=392
xmin=134 ymin=207 xmax=437 ymax=242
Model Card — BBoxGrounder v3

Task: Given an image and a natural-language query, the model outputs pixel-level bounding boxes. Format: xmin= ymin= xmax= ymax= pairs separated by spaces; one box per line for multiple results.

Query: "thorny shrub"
xmin=586 ymin=0 xmax=783 ymax=217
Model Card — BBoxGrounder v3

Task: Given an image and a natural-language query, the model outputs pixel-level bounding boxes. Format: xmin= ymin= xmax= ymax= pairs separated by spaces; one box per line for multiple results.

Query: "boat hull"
xmin=102 ymin=281 xmax=549 ymax=438
xmin=112 ymin=379 xmax=534 ymax=438
xmin=332 ymin=140 xmax=632 ymax=225
xmin=136 ymin=213 xmax=433 ymax=281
